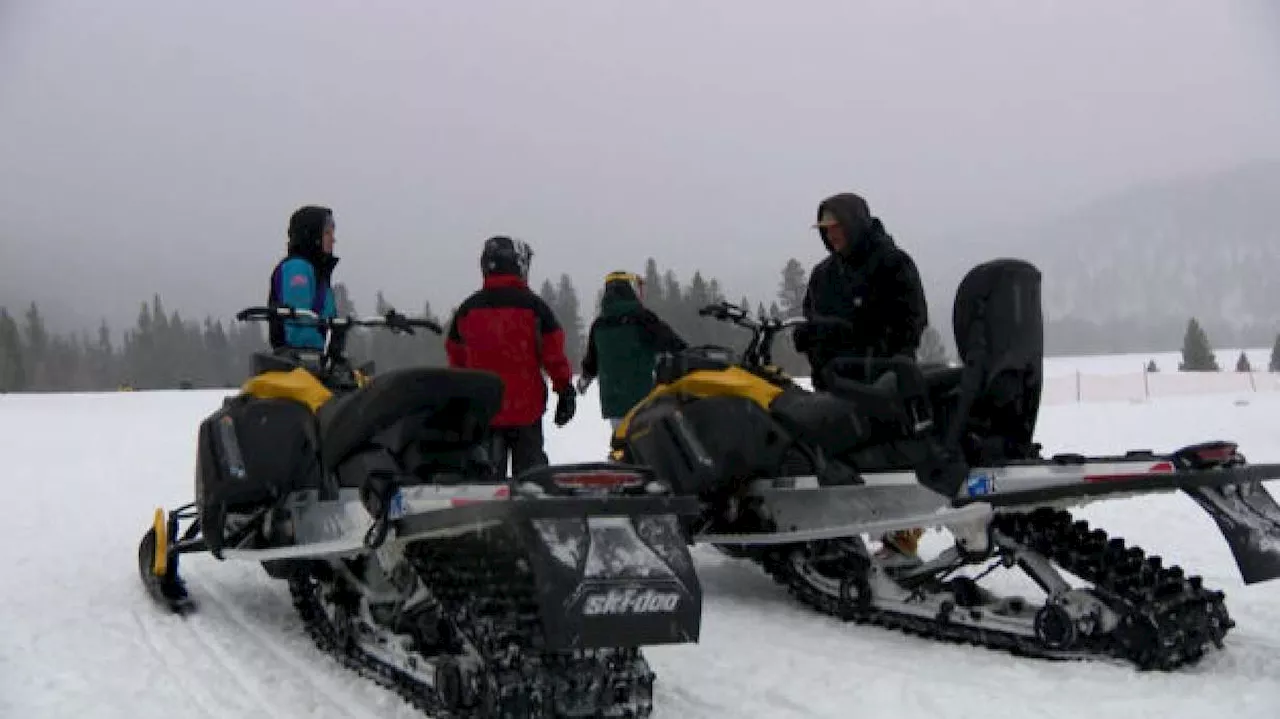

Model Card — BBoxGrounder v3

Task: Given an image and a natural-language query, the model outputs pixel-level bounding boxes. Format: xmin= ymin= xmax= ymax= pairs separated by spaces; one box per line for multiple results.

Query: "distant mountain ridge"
xmin=917 ymin=159 xmax=1280 ymax=355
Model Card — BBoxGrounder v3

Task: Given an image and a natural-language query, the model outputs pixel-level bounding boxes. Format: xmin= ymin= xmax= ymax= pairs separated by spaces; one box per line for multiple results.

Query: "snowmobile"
xmin=609 ymin=257 xmax=1280 ymax=671
xmin=138 ymin=305 xmax=703 ymax=718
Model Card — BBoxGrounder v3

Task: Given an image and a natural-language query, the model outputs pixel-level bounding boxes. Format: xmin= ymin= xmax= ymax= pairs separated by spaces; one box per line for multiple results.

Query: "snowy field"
xmin=2 ymin=376 xmax=1280 ymax=718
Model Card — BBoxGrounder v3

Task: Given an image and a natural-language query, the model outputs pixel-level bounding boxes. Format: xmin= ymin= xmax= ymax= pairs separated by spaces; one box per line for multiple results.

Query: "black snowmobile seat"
xmin=317 ymin=367 xmax=504 ymax=470
xmin=772 ymin=370 xmax=912 ymax=456
xmin=771 ymin=388 xmax=872 ymax=457
xmin=921 ymin=364 xmax=964 ymax=396
xmin=944 ymin=258 xmax=1044 ymax=463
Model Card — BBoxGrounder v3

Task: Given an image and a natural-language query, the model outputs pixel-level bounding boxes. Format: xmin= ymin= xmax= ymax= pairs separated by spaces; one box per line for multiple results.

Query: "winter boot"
xmin=875 ymin=528 xmax=924 ymax=570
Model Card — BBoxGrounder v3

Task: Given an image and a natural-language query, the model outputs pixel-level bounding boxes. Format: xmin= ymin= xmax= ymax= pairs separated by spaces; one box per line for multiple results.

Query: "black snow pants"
xmin=485 ymin=422 xmax=549 ymax=479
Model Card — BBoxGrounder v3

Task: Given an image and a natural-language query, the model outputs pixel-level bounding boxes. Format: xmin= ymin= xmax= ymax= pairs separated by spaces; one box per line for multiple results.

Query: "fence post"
xmin=1076 ymin=370 xmax=1081 ymax=403
xmin=1142 ymin=362 xmax=1150 ymax=400
xmin=1249 ymin=371 xmax=1257 ymax=393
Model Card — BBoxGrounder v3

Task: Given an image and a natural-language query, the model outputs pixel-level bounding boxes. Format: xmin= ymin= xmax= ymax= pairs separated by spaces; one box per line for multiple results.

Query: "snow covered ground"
xmin=2 ymin=381 xmax=1279 ymax=719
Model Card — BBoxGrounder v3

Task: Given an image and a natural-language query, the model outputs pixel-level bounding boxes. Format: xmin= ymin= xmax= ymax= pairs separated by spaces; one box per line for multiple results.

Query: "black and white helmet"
xmin=480 ymin=235 xmax=533 ymax=279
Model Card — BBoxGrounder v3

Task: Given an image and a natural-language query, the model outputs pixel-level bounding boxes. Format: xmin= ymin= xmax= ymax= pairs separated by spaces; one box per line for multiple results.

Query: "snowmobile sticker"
xmin=965 ymin=472 xmax=995 ymax=497
xmin=387 ymin=488 xmax=407 ymax=520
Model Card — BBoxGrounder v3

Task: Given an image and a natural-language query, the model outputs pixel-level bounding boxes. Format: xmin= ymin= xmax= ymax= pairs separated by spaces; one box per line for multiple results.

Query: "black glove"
xmin=554 ymin=385 xmax=577 ymax=427
xmin=384 ymin=309 xmax=413 ymax=334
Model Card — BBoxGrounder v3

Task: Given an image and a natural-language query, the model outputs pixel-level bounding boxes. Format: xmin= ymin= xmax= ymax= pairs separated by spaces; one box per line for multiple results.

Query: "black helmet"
xmin=480 ymin=235 xmax=533 ymax=279
xmin=287 ymin=205 xmax=334 ymax=257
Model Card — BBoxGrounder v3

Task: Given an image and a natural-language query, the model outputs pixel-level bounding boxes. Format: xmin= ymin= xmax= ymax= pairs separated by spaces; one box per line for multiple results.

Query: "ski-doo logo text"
xmin=581 ymin=588 xmax=680 ymax=616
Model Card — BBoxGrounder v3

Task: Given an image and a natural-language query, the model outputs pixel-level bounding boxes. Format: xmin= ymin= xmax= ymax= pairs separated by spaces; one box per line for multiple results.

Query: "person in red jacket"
xmin=446 ymin=236 xmax=577 ymax=478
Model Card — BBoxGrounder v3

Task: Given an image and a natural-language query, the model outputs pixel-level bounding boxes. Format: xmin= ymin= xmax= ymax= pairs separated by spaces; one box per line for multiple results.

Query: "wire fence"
xmin=1042 ymin=369 xmax=1280 ymax=405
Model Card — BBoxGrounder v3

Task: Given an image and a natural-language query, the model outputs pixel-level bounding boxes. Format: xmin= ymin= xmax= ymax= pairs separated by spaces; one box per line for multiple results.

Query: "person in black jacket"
xmin=795 ymin=191 xmax=930 ymax=569
xmin=796 ymin=192 xmax=928 ymax=388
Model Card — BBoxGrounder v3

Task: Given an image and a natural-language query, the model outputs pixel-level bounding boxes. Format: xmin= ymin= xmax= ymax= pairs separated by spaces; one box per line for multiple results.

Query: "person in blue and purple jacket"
xmin=267 ymin=205 xmax=339 ymax=351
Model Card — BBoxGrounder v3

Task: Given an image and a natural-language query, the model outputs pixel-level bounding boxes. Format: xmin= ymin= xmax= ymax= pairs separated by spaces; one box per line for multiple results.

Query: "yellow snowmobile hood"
xmin=240 ymin=367 xmax=334 ymax=413
xmin=611 ymin=365 xmax=784 ymax=444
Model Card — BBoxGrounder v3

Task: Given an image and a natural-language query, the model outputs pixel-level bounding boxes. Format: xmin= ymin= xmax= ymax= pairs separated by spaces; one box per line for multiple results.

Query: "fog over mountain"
xmin=2 ymin=1 xmax=1279 ymax=356
xmin=916 ymin=159 xmax=1280 ymax=354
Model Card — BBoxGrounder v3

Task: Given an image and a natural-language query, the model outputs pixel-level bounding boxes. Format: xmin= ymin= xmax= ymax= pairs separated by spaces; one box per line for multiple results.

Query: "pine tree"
xmin=369 ymin=290 xmax=402 ymax=371
xmin=1146 ymin=359 xmax=1159 ymax=373
xmin=539 ymin=279 xmax=557 ymax=309
xmin=121 ymin=301 xmax=152 ymax=388
xmin=332 ymin=282 xmax=356 ymax=316
xmin=918 ymin=326 xmax=949 ymax=365
xmin=707 ymin=279 xmax=724 ymax=305
xmin=1270 ymin=334 xmax=1280 ymax=372
xmin=23 ymin=302 xmax=49 ymax=389
xmin=643 ymin=259 xmax=664 ymax=309
xmin=1236 ymin=351 xmax=1252 ymax=373
xmin=203 ymin=318 xmax=231 ymax=386
xmin=1178 ymin=317 xmax=1219 ymax=371
xmin=662 ymin=270 xmax=686 ymax=339
xmin=415 ymin=300 xmax=446 ymax=367
xmin=0 ymin=308 xmax=26 ymax=391
xmin=555 ymin=274 xmax=584 ymax=365
xmin=92 ymin=319 xmax=116 ymax=388
xmin=687 ymin=272 xmax=711 ymax=314
xmin=778 ymin=259 xmax=807 ymax=317
xmin=662 ymin=271 xmax=681 ymax=310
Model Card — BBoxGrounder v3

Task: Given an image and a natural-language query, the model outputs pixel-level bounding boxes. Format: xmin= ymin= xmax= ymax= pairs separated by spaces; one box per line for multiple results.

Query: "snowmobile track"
xmin=287 ymin=524 xmax=659 ymax=718
xmin=757 ymin=507 xmax=1234 ymax=670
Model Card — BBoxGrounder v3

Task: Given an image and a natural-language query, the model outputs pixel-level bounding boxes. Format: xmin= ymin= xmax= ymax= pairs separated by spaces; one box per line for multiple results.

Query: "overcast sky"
xmin=2 ymin=0 xmax=1279 ymax=331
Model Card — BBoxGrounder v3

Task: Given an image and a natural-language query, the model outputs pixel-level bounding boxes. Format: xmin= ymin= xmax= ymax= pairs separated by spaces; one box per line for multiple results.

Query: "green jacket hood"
xmin=600 ymin=280 xmax=642 ymax=317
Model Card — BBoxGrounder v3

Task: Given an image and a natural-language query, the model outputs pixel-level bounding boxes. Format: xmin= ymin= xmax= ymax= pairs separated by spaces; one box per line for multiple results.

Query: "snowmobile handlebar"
xmin=235 ymin=305 xmax=443 ymax=335
xmin=697 ymin=301 xmax=807 ymax=332
xmin=696 ymin=301 xmax=807 ymax=369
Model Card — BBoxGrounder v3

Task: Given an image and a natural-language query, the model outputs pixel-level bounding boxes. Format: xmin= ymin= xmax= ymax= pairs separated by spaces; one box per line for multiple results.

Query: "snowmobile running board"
xmin=141 ymin=471 xmax=707 ymax=716
xmin=149 ymin=482 xmax=702 ymax=564
xmin=215 ymin=489 xmax=701 ymax=563
xmin=697 ymin=443 xmax=1280 ymax=586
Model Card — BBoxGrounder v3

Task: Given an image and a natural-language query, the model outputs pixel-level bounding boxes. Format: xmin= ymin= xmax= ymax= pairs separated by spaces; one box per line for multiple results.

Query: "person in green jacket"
xmin=577 ymin=271 xmax=687 ymax=429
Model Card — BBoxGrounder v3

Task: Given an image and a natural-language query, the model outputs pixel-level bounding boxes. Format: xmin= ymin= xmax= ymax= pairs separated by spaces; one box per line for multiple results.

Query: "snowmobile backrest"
xmin=946 ymin=258 xmax=1044 ymax=461
xmin=318 ymin=367 xmax=505 ymax=470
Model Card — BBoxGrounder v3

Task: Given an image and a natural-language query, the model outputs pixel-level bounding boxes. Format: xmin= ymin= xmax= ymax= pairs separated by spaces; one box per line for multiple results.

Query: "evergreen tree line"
xmin=0 ymin=290 xmax=448 ymax=392
xmin=1 ymin=255 xmax=947 ymax=393
xmin=15 ymin=256 xmax=1277 ymax=393
xmin=1162 ymin=317 xmax=1280 ymax=373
